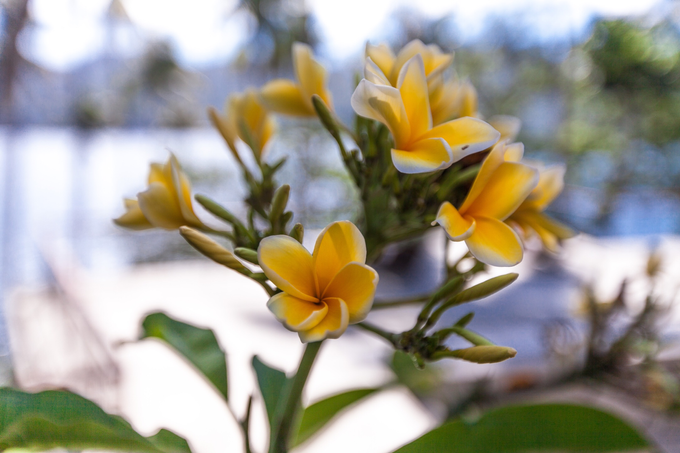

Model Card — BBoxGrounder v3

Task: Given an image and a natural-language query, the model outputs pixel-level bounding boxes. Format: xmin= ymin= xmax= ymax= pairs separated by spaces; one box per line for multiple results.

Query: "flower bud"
xmin=312 ymin=94 xmax=340 ymax=139
xmin=234 ymin=247 xmax=259 ymax=265
xmin=269 ymin=185 xmax=290 ymax=223
xmin=179 ymin=227 xmax=250 ymax=275
xmin=289 ymin=223 xmax=304 ymax=244
xmin=434 ymin=346 xmax=517 ymax=364
xmin=450 ymin=273 xmax=518 ymax=306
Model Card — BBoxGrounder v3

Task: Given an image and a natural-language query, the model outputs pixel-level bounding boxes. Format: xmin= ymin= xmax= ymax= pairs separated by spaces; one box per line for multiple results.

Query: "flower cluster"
xmin=115 ymin=39 xmax=575 ymax=343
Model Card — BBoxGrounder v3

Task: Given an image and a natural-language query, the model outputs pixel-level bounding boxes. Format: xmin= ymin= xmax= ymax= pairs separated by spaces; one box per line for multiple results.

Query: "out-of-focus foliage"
xmin=394 ymin=403 xmax=649 ymax=453
xmin=237 ymin=0 xmax=317 ymax=67
xmin=0 ymin=388 xmax=191 ymax=453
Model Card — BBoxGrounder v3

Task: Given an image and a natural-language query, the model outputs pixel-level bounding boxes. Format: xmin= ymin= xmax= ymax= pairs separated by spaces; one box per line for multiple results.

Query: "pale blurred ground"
xmin=5 ymin=231 xmax=680 ymax=452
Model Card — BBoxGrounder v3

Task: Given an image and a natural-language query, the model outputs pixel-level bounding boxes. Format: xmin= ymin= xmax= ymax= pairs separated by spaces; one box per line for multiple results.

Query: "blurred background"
xmin=2 ymin=0 xmax=680 ymax=451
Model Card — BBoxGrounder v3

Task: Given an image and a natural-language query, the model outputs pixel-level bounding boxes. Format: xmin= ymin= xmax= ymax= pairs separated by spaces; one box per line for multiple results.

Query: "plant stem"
xmin=371 ymin=295 xmax=430 ymax=309
xmin=354 ymin=322 xmax=398 ymax=346
xmin=269 ymin=341 xmax=323 ymax=453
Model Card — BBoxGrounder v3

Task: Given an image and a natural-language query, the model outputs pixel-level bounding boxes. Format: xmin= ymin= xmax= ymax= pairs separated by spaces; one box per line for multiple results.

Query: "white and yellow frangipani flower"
xmin=210 ymin=89 xmax=276 ymax=160
xmin=509 ymin=164 xmax=576 ymax=251
xmin=351 ymin=55 xmax=500 ymax=174
xmin=258 ymin=221 xmax=379 ymax=342
xmin=114 ymin=155 xmax=204 ymax=231
xmin=366 ymin=39 xmax=454 ymax=87
xmin=433 ymin=141 xmax=539 ymax=267
xmin=260 ymin=43 xmax=333 ymax=117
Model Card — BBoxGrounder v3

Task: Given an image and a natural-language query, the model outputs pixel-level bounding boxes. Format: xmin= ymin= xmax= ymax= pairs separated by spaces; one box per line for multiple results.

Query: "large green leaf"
xmin=394 ymin=403 xmax=649 ymax=453
xmin=251 ymin=356 xmax=288 ymax=426
xmin=292 ymin=388 xmax=380 ymax=447
xmin=0 ymin=388 xmax=190 ymax=453
xmin=141 ymin=312 xmax=229 ymax=401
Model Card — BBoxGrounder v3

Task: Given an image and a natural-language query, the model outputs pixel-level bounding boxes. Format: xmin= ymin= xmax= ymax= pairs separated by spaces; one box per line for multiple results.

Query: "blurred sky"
xmin=20 ymin=0 xmax=668 ymax=71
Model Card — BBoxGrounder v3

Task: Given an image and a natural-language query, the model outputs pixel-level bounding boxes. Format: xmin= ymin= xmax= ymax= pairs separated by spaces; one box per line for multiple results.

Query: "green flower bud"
xmin=179 ymin=227 xmax=250 ymax=276
xmin=289 ymin=223 xmax=304 ymax=244
xmin=433 ymin=346 xmax=517 ymax=364
xmin=234 ymin=247 xmax=259 ymax=265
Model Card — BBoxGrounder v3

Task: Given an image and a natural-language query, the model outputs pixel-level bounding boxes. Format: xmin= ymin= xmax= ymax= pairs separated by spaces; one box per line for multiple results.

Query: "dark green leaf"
xmin=141 ymin=312 xmax=228 ymax=401
xmin=393 ymin=403 xmax=648 ymax=453
xmin=252 ymin=356 xmax=288 ymax=426
xmin=0 ymin=388 xmax=190 ymax=453
xmin=292 ymin=388 xmax=380 ymax=447
xmin=147 ymin=429 xmax=192 ymax=453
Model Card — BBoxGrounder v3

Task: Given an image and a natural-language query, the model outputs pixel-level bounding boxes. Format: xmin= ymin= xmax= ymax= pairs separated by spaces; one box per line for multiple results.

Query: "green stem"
xmin=269 ymin=341 xmax=323 ymax=453
xmin=371 ymin=296 xmax=430 ymax=309
xmin=240 ymin=396 xmax=253 ymax=453
xmin=354 ymin=322 xmax=398 ymax=346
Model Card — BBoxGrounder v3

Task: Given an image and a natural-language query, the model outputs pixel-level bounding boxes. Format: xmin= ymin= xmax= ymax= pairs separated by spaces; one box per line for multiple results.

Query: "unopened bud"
xmin=450 ymin=273 xmax=518 ymax=306
xmin=434 ymin=346 xmax=517 ymax=364
xmin=269 ymin=185 xmax=290 ymax=223
xmin=290 ymin=223 xmax=304 ymax=244
xmin=234 ymin=247 xmax=259 ymax=265
xmin=430 ymin=276 xmax=464 ymax=303
xmin=453 ymin=312 xmax=474 ymax=328
xmin=180 ymin=227 xmax=250 ymax=275
xmin=312 ymin=95 xmax=340 ymax=139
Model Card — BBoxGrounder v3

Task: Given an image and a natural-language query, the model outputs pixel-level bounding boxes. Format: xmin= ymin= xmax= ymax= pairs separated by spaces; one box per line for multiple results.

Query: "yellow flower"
xmin=257 ymin=221 xmax=379 ymax=342
xmin=260 ymin=43 xmax=333 ymax=117
xmin=508 ymin=164 xmax=576 ymax=251
xmin=365 ymin=39 xmax=454 ymax=86
xmin=351 ymin=55 xmax=500 ymax=174
xmin=433 ymin=141 xmax=539 ymax=267
xmin=114 ymin=155 xmax=203 ymax=230
xmin=210 ymin=89 xmax=276 ymax=160
xmin=489 ymin=115 xmax=522 ymax=143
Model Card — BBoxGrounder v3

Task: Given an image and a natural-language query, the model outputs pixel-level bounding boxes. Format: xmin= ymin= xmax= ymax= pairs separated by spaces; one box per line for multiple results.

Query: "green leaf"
xmin=147 ymin=429 xmax=192 ymax=453
xmin=0 ymin=388 xmax=190 ymax=453
xmin=393 ymin=403 xmax=649 ymax=453
xmin=141 ymin=312 xmax=228 ymax=401
xmin=252 ymin=356 xmax=288 ymax=426
xmin=292 ymin=388 xmax=380 ymax=447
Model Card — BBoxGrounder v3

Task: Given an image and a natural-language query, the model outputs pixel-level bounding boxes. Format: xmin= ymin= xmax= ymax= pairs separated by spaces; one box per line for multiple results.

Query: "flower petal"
xmin=298 ymin=297 xmax=349 ymax=342
xmin=351 ymin=80 xmax=410 ymax=148
xmin=460 ymin=141 xmax=507 ymax=213
xmin=137 ymin=182 xmax=184 ymax=230
xmin=390 ymin=39 xmax=428 ymax=84
xmin=258 ymin=235 xmax=317 ymax=302
xmin=293 ymin=42 xmax=333 ymax=110
xmin=323 ymin=263 xmax=378 ymax=323
xmin=114 ymin=198 xmax=153 ymax=230
xmin=489 ymin=115 xmax=521 ymax=142
xmin=391 ymin=138 xmax=453 ymax=174
xmin=170 ymin=155 xmax=202 ymax=227
xmin=148 ymin=162 xmax=166 ymax=185
xmin=260 ymin=79 xmax=313 ymax=116
xmin=364 ymin=57 xmax=391 ymax=85
xmin=512 ymin=210 xmax=576 ymax=249
xmin=466 ymin=162 xmax=539 ymax=220
xmin=397 ymin=55 xmax=432 ymax=140
xmin=424 ymin=47 xmax=454 ymax=81
xmin=312 ymin=221 xmax=367 ymax=294
xmin=430 ymin=77 xmax=462 ymax=126
xmin=418 ymin=116 xmax=499 ymax=163
xmin=434 ymin=201 xmax=476 ymax=241
xmin=526 ymin=164 xmax=566 ymax=211
xmin=503 ymin=142 xmax=524 ymax=162
xmin=267 ymin=292 xmax=328 ymax=331
xmin=459 ymin=80 xmax=478 ymax=118
xmin=365 ymin=42 xmax=395 ymax=82
xmin=465 ymin=217 xmax=524 ymax=267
